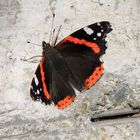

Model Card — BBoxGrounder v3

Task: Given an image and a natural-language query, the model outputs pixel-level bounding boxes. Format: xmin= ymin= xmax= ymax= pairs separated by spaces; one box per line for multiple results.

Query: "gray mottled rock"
xmin=0 ymin=0 xmax=140 ymax=139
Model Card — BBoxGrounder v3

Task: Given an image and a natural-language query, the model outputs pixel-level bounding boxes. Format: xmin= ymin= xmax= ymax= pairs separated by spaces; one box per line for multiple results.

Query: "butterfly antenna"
xmin=49 ymin=13 xmax=55 ymax=45
xmin=27 ymin=41 xmax=41 ymax=46
xmin=52 ymin=25 xmax=62 ymax=47
xmin=51 ymin=28 xmax=56 ymax=46
xmin=24 ymin=41 xmax=42 ymax=63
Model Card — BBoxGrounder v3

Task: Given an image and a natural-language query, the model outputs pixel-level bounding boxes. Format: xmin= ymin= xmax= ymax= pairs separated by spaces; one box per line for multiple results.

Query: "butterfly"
xmin=30 ymin=21 xmax=112 ymax=109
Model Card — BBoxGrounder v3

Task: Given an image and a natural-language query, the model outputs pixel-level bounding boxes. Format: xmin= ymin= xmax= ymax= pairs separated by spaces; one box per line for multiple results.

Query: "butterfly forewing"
xmin=30 ymin=60 xmax=52 ymax=105
xmin=56 ymin=21 xmax=112 ymax=91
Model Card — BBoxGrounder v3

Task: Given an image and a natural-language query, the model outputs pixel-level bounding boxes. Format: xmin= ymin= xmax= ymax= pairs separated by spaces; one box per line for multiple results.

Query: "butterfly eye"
xmin=42 ymin=41 xmax=51 ymax=48
xmin=42 ymin=41 xmax=47 ymax=47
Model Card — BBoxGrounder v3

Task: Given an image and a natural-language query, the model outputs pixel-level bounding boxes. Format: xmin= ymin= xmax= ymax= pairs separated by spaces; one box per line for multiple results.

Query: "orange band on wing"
xmin=56 ymin=96 xmax=75 ymax=109
xmin=64 ymin=36 xmax=100 ymax=53
xmin=40 ymin=60 xmax=51 ymax=100
xmin=83 ymin=65 xmax=104 ymax=90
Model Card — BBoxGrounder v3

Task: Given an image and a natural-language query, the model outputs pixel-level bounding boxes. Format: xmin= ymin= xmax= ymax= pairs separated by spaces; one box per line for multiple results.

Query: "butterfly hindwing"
xmin=56 ymin=21 xmax=112 ymax=91
xmin=58 ymin=53 xmax=103 ymax=91
xmin=51 ymin=69 xmax=76 ymax=109
xmin=46 ymin=49 xmax=76 ymax=109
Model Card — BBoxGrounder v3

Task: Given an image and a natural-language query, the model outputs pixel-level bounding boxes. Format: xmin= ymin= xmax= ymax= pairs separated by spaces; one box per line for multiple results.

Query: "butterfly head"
xmin=42 ymin=41 xmax=51 ymax=49
xmin=42 ymin=41 xmax=52 ymax=55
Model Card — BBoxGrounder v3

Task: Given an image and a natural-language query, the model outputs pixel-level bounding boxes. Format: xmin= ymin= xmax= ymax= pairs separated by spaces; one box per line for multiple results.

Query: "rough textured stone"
xmin=0 ymin=0 xmax=140 ymax=139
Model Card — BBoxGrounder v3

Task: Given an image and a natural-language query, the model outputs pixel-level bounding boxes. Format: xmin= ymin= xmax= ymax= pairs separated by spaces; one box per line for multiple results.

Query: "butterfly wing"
xmin=30 ymin=59 xmax=52 ymax=105
xmin=30 ymin=48 xmax=76 ymax=109
xmin=55 ymin=21 xmax=112 ymax=91
xmin=51 ymin=68 xmax=76 ymax=109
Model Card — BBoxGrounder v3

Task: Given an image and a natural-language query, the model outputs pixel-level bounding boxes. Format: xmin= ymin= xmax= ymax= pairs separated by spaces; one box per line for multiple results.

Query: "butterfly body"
xmin=30 ymin=21 xmax=112 ymax=109
xmin=42 ymin=42 xmax=67 ymax=72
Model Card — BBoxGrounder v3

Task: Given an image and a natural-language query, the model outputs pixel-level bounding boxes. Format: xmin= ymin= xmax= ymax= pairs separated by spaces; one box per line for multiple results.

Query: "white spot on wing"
xmin=37 ymin=90 xmax=40 ymax=94
xmin=83 ymin=27 xmax=94 ymax=35
xmin=93 ymin=38 xmax=96 ymax=40
xmin=34 ymin=74 xmax=39 ymax=86
xmin=37 ymin=98 xmax=41 ymax=101
xmin=97 ymin=22 xmax=101 ymax=26
xmin=97 ymin=32 xmax=102 ymax=37
xmin=101 ymin=29 xmax=104 ymax=32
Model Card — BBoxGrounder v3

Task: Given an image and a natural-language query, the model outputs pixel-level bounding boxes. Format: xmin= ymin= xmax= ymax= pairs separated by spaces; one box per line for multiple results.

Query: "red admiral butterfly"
xmin=30 ymin=21 xmax=112 ymax=109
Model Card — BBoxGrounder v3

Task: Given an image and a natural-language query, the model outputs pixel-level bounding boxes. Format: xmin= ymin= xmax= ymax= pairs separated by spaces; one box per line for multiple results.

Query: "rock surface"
xmin=0 ymin=0 xmax=140 ymax=139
